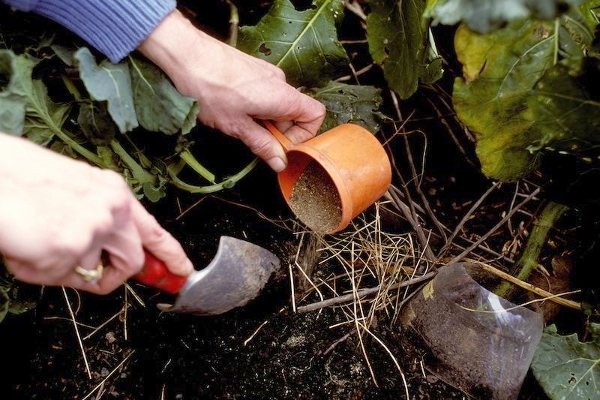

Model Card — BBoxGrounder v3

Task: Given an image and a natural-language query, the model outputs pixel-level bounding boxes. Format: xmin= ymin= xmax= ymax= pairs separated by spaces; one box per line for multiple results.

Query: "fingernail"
xmin=267 ymin=156 xmax=286 ymax=172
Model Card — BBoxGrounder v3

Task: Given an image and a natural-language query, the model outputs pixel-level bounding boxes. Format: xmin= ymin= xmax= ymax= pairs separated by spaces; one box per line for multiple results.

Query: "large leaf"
xmin=0 ymin=50 xmax=71 ymax=146
xmin=308 ymin=81 xmax=384 ymax=133
xmin=367 ymin=0 xmax=443 ymax=99
xmin=424 ymin=0 xmax=585 ymax=33
xmin=452 ymin=1 xmax=600 ymax=181
xmin=237 ymin=0 xmax=349 ymax=87
xmin=527 ymin=66 xmax=600 ymax=155
xmin=128 ymin=56 xmax=198 ymax=135
xmin=23 ymin=80 xmax=71 ymax=147
xmin=74 ymin=47 xmax=138 ymax=133
xmin=0 ymin=49 xmax=35 ymax=135
xmin=77 ymin=101 xmax=118 ymax=145
xmin=531 ymin=323 xmax=600 ymax=399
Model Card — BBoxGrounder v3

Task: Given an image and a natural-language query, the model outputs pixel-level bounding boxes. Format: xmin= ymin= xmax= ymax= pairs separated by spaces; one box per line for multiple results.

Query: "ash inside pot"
xmin=290 ymin=161 xmax=342 ymax=233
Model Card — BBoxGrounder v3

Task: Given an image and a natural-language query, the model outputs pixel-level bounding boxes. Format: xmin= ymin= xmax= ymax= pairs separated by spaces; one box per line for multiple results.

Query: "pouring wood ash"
xmin=289 ymin=161 xmax=342 ymax=233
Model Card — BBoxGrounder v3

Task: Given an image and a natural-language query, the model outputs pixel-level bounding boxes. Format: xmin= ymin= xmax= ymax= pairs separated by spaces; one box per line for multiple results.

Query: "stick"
xmin=296 ymin=272 xmax=436 ymax=313
xmin=63 ymin=287 xmax=92 ymax=379
xmin=467 ymin=259 xmax=582 ymax=310
xmin=446 ymin=187 xmax=541 ymax=265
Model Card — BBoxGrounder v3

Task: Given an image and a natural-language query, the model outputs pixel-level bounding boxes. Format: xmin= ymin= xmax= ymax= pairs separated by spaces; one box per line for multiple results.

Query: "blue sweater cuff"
xmin=3 ymin=0 xmax=177 ymax=63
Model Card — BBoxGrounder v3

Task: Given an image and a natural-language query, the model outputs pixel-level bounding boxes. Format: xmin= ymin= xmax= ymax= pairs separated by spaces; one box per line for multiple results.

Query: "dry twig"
xmin=62 ymin=287 xmax=92 ymax=379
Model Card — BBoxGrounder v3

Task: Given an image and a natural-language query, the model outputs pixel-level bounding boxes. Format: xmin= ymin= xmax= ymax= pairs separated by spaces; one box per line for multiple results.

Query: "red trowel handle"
xmin=132 ymin=249 xmax=188 ymax=295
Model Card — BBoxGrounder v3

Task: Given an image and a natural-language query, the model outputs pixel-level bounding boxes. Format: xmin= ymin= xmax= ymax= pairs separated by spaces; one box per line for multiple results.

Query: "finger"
xmin=102 ymin=221 xmax=145 ymax=274
xmin=269 ymin=120 xmax=313 ymax=148
xmin=283 ymin=124 xmax=317 ymax=145
xmin=62 ymin=242 xmax=106 ymax=289
xmin=86 ymin=265 xmax=130 ymax=295
xmin=66 ymin=210 xmax=144 ymax=292
xmin=5 ymin=253 xmax=107 ymax=294
xmin=60 ymin=265 xmax=124 ymax=294
xmin=131 ymin=201 xmax=193 ymax=276
xmin=4 ymin=259 xmax=58 ymax=287
xmin=61 ymin=246 xmax=135 ymax=295
xmin=234 ymin=117 xmax=288 ymax=172
xmin=4 ymin=255 xmax=77 ymax=287
xmin=270 ymin=117 xmax=319 ymax=145
xmin=255 ymin=90 xmax=325 ymax=144
xmin=76 ymin=241 xmax=105 ymax=274
xmin=289 ymin=95 xmax=326 ymax=137
xmin=272 ymin=120 xmax=294 ymax=134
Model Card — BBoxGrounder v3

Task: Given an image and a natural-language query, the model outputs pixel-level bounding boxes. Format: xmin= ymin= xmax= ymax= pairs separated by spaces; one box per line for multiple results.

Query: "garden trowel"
xmin=132 ymin=236 xmax=281 ymax=315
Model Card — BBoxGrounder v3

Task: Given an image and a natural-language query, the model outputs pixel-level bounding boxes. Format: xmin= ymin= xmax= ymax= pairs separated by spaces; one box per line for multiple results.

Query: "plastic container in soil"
xmin=399 ymin=262 xmax=544 ymax=400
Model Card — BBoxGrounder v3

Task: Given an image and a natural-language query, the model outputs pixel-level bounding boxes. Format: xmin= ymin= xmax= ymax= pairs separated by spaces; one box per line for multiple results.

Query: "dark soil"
xmin=0 ymin=144 xmax=553 ymax=400
xmin=0 ymin=177 xmax=464 ymax=400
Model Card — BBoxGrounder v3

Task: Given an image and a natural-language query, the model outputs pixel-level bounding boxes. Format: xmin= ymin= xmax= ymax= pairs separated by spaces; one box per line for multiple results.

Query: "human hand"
xmin=138 ymin=9 xmax=326 ymax=172
xmin=0 ymin=134 xmax=193 ymax=294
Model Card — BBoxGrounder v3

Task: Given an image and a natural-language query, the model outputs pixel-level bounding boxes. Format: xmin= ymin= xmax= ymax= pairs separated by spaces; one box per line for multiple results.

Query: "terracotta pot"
xmin=264 ymin=121 xmax=391 ymax=233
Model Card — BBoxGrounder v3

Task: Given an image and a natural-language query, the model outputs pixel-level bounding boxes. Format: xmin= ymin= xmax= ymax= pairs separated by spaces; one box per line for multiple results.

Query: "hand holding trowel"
xmin=132 ymin=236 xmax=280 ymax=315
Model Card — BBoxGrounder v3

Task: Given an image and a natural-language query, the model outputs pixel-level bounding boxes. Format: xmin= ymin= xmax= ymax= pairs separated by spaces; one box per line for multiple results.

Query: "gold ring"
xmin=74 ymin=263 xmax=104 ymax=283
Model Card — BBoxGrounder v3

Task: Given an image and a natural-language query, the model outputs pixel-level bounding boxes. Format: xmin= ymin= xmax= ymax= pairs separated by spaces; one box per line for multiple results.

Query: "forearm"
xmin=2 ymin=0 xmax=176 ymax=63
xmin=137 ymin=9 xmax=201 ymax=89
xmin=137 ymin=9 xmax=230 ymax=97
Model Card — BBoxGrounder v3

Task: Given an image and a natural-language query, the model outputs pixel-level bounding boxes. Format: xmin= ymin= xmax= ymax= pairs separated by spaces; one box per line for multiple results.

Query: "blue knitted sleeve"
xmin=2 ymin=0 xmax=177 ymax=63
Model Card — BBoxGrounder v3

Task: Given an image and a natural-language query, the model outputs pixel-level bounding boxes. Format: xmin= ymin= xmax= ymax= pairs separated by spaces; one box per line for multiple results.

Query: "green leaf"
xmin=531 ymin=323 xmax=600 ymax=400
xmin=128 ymin=56 xmax=199 ymax=135
xmin=23 ymin=80 xmax=72 ymax=146
xmin=238 ymin=0 xmax=349 ymax=87
xmin=527 ymin=65 xmax=600 ymax=156
xmin=424 ymin=0 xmax=585 ymax=33
xmin=96 ymin=145 xmax=121 ymax=171
xmin=452 ymin=2 xmax=600 ymax=181
xmin=0 ymin=49 xmax=72 ymax=147
xmin=308 ymin=81 xmax=384 ymax=133
xmin=50 ymin=44 xmax=76 ymax=66
xmin=74 ymin=47 xmax=138 ymax=133
xmin=366 ymin=0 xmax=443 ymax=99
xmin=77 ymin=101 xmax=118 ymax=145
xmin=0 ymin=49 xmax=36 ymax=135
xmin=0 ymin=267 xmax=41 ymax=324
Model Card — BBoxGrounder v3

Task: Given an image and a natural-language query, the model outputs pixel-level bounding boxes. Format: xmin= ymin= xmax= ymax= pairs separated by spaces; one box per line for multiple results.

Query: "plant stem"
xmin=168 ymin=157 xmax=259 ymax=194
xmin=60 ymin=74 xmax=82 ymax=101
xmin=38 ymin=75 xmax=108 ymax=168
xmin=110 ymin=139 xmax=156 ymax=184
xmin=38 ymin=114 xmax=108 ymax=167
xmin=225 ymin=0 xmax=239 ymax=47
xmin=179 ymin=149 xmax=216 ymax=183
xmin=495 ymin=200 xmax=570 ymax=298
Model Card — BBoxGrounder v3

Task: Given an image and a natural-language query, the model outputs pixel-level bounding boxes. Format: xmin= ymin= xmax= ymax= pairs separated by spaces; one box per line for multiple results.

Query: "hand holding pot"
xmin=138 ymin=9 xmax=326 ymax=173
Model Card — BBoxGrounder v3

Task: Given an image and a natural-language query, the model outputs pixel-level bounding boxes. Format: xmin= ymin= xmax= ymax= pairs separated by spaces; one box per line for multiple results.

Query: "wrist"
xmin=137 ymin=9 xmax=204 ymax=89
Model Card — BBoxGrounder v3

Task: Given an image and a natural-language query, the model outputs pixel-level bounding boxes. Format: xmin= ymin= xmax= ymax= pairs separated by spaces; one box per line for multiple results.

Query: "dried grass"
xmin=291 ymin=201 xmax=431 ymax=394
